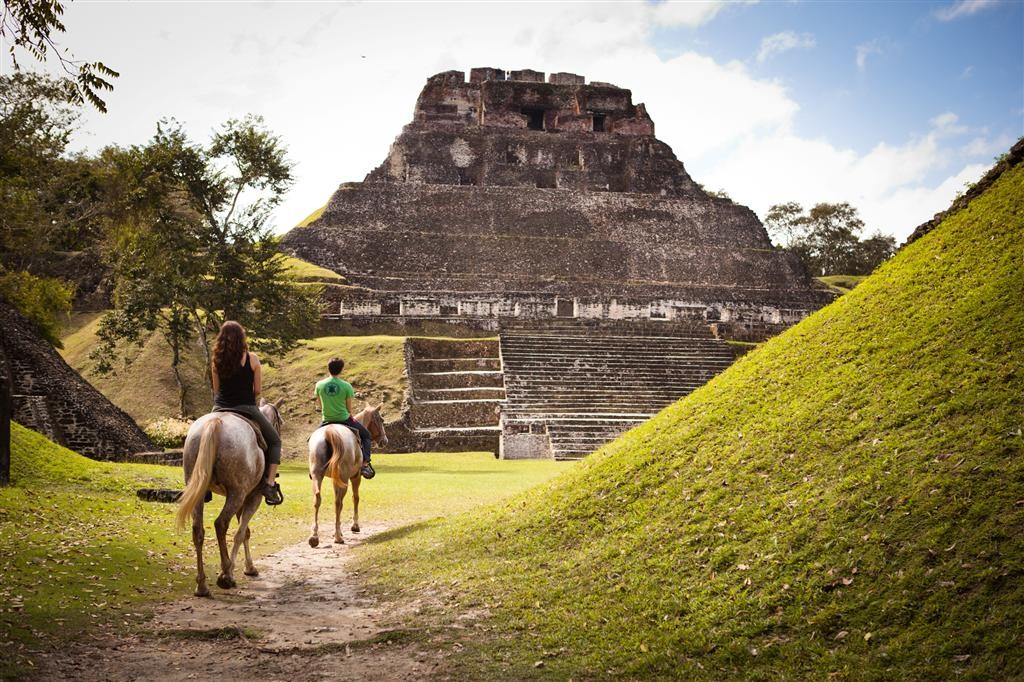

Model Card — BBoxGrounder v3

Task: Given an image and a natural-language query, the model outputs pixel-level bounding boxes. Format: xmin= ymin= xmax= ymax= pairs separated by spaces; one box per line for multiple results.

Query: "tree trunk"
xmin=169 ymin=334 xmax=187 ymax=419
xmin=0 ymin=342 xmax=11 ymax=486
xmin=192 ymin=310 xmax=214 ymax=399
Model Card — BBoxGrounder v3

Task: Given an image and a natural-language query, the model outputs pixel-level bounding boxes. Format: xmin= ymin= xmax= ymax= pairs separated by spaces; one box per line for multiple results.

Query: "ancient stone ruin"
xmin=281 ymin=68 xmax=833 ymax=458
xmin=1 ymin=301 xmax=155 ymax=460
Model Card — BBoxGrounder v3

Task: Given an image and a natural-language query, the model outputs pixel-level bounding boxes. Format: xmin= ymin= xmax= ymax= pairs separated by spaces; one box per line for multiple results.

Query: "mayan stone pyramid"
xmin=281 ymin=67 xmax=831 ymax=339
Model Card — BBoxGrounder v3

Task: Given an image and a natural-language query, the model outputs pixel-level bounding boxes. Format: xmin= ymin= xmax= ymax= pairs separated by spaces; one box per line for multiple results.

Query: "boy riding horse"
xmin=314 ymin=357 xmax=376 ymax=479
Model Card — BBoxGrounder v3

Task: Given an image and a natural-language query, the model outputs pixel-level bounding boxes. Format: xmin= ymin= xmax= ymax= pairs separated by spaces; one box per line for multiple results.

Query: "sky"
xmin=11 ymin=0 xmax=1024 ymax=242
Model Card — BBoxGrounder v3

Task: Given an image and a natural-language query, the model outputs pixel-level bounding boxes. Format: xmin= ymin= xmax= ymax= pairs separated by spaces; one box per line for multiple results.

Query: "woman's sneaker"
xmin=360 ymin=462 xmax=376 ymax=479
xmin=263 ymin=482 xmax=284 ymax=505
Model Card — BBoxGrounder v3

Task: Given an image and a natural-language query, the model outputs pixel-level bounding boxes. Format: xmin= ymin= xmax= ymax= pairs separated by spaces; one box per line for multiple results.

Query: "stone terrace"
xmin=499 ymin=320 xmax=738 ymax=460
xmin=400 ymin=338 xmax=504 ymax=453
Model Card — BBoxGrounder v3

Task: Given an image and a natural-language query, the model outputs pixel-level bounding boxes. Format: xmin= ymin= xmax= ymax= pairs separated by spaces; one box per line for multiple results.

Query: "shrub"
xmin=144 ymin=417 xmax=192 ymax=448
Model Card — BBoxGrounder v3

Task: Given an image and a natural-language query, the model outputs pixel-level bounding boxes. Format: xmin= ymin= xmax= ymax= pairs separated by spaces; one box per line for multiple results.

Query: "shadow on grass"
xmin=363 ymin=520 xmax=437 ymax=544
xmin=378 ymin=466 xmax=509 ymax=475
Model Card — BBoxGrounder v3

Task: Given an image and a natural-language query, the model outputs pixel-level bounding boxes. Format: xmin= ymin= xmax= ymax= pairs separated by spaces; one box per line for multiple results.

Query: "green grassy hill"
xmin=357 ymin=158 xmax=1024 ymax=677
xmin=60 ymin=319 xmax=408 ymax=458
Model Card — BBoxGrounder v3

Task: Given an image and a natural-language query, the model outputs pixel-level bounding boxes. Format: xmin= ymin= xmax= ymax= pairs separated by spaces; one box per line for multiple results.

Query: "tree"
xmin=0 ymin=265 xmax=74 ymax=346
xmin=854 ymin=232 xmax=897 ymax=274
xmin=765 ymin=201 xmax=894 ymax=276
xmin=1 ymin=0 xmax=117 ymax=111
xmin=91 ymin=117 xmax=321 ymax=416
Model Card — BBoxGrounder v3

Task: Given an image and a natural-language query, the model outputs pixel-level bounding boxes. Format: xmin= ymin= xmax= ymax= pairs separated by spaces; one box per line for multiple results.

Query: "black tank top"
xmin=214 ymin=352 xmax=255 ymax=407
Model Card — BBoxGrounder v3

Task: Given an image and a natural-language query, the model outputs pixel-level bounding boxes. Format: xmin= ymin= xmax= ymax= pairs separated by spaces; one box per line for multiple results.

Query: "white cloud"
xmin=650 ymin=0 xmax=751 ymax=28
xmin=935 ymin=0 xmax=999 ymax=21
xmin=929 ymin=111 xmax=969 ymax=137
xmin=698 ymin=116 xmax=988 ymax=242
xmin=960 ymin=134 xmax=1015 ymax=158
xmin=55 ymin=2 xmax=989 ymax=245
xmin=756 ymin=31 xmax=816 ymax=63
xmin=855 ymin=40 xmax=883 ymax=72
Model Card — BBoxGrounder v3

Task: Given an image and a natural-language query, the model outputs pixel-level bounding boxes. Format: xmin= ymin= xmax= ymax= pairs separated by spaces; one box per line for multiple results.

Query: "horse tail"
xmin=176 ymin=417 xmax=221 ymax=532
xmin=325 ymin=426 xmax=349 ymax=491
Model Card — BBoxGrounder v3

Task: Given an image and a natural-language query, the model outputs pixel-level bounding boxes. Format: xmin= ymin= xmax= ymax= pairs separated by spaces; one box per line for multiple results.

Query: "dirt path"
xmin=36 ymin=523 xmax=447 ymax=681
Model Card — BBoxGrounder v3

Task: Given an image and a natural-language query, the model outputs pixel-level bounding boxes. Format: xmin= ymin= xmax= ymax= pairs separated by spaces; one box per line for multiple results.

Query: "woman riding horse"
xmin=211 ymin=321 xmax=283 ymax=504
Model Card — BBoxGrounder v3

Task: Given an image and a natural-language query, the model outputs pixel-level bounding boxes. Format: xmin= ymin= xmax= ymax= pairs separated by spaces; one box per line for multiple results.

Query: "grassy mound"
xmin=816 ymin=274 xmax=867 ymax=295
xmin=0 ymin=422 xmax=566 ymax=676
xmin=357 ymin=161 xmax=1024 ymax=677
xmin=295 ymin=204 xmax=325 ymax=227
xmin=60 ymin=321 xmax=408 ymax=458
xmin=280 ymin=254 xmax=346 ymax=283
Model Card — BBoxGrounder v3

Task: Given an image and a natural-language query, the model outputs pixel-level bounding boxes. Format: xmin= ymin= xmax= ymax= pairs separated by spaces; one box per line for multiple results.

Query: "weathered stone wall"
xmin=1 ymin=301 xmax=155 ymax=459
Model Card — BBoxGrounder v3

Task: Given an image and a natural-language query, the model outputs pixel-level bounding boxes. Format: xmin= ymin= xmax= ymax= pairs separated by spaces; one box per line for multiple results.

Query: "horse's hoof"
xmin=334 ymin=536 xmax=345 ymax=545
xmin=195 ymin=587 xmax=211 ymax=598
xmin=308 ymin=536 xmax=319 ymax=548
xmin=351 ymin=525 xmax=360 ymax=533
xmin=244 ymin=568 xmax=259 ymax=577
xmin=216 ymin=575 xmax=236 ymax=590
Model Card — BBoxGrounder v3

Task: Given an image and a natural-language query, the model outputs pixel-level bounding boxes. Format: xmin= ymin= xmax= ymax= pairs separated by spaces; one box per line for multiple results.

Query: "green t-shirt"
xmin=314 ymin=376 xmax=354 ymax=422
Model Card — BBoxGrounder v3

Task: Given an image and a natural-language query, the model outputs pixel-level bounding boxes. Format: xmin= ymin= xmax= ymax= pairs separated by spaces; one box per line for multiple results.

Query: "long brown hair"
xmin=213 ymin=321 xmax=248 ymax=382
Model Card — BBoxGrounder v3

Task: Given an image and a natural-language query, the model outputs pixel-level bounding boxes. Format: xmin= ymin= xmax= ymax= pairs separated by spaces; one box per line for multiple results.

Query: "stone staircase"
xmin=12 ymin=394 xmax=63 ymax=444
xmin=402 ymin=338 xmax=504 ymax=452
xmin=499 ymin=320 xmax=739 ymax=460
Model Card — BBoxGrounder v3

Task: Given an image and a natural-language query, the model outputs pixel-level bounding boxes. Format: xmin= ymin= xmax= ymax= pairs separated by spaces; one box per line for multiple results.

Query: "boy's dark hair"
xmin=328 ymin=357 xmax=344 ymax=375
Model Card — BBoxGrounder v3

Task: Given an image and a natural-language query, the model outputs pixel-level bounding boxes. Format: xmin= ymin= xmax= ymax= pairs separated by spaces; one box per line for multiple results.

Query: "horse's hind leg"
xmin=309 ymin=472 xmax=324 ymax=548
xmin=333 ymin=482 xmax=346 ymax=544
xmin=214 ymin=492 xmax=245 ymax=590
xmin=192 ymin=503 xmax=209 ymax=597
xmin=350 ymin=475 xmax=361 ymax=533
xmin=232 ymin=491 xmax=263 ymax=577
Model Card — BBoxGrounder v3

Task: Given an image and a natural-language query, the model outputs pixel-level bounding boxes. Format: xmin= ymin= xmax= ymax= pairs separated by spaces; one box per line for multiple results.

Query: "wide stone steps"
xmin=545 ymin=419 xmax=647 ymax=460
xmin=499 ymin=328 xmax=738 ymax=459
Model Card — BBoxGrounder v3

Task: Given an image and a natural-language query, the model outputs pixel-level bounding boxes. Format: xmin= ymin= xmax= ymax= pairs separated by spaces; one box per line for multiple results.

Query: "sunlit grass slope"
xmin=358 ymin=162 xmax=1024 ymax=677
xmin=280 ymin=253 xmax=346 ymax=283
xmin=60 ymin=321 xmax=408 ymax=457
xmin=816 ymin=274 xmax=867 ymax=295
xmin=0 ymin=422 xmax=566 ymax=676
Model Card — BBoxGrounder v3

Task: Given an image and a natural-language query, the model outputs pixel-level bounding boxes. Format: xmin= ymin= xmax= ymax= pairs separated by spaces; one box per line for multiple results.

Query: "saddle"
xmin=215 ymin=409 xmax=269 ymax=452
xmin=316 ymin=422 xmax=362 ymax=455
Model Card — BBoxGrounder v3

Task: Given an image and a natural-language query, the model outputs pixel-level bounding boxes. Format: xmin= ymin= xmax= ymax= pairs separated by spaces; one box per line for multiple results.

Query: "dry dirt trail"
xmin=36 ymin=523 xmax=450 ymax=681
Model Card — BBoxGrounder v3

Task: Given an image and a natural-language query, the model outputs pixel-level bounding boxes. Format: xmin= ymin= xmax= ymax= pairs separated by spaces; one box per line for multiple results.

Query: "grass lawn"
xmin=0 ymin=422 xmax=568 ymax=677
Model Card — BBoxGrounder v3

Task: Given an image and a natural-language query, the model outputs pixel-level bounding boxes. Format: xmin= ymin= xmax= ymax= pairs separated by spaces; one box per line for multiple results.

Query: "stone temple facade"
xmin=281 ymin=67 xmax=833 ymax=458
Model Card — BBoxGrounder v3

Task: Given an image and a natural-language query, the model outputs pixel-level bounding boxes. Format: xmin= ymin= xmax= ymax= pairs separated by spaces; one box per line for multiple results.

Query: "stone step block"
xmin=416 ymin=387 xmax=507 ymax=401
xmin=412 ymin=357 xmax=502 ymax=372
xmin=409 ymin=337 xmax=499 ymax=359
xmin=413 ymin=370 xmax=505 ymax=389
xmin=409 ymin=399 xmax=500 ymax=428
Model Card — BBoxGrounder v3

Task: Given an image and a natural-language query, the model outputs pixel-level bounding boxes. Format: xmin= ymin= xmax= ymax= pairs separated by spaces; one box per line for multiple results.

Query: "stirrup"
xmin=360 ymin=462 xmax=376 ymax=480
xmin=263 ymin=482 xmax=284 ymax=506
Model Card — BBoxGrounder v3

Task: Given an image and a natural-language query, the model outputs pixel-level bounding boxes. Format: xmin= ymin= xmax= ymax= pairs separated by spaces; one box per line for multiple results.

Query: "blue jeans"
xmin=322 ymin=417 xmax=371 ymax=462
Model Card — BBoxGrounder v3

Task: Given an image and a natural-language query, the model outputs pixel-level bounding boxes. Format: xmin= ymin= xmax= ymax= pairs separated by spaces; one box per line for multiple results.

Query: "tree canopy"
xmin=1 ymin=0 xmax=117 ymax=111
xmin=91 ymin=117 xmax=321 ymax=415
xmin=765 ymin=201 xmax=896 ymax=276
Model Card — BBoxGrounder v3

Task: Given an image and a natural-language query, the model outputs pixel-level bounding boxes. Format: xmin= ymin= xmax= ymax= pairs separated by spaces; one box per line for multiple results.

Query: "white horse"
xmin=307 ymin=405 xmax=388 ymax=547
xmin=175 ymin=399 xmax=284 ymax=597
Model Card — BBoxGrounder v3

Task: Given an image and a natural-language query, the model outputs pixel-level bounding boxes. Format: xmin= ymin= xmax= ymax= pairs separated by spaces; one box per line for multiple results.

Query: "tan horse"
xmin=175 ymin=399 xmax=284 ymax=597
xmin=307 ymin=405 xmax=388 ymax=547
